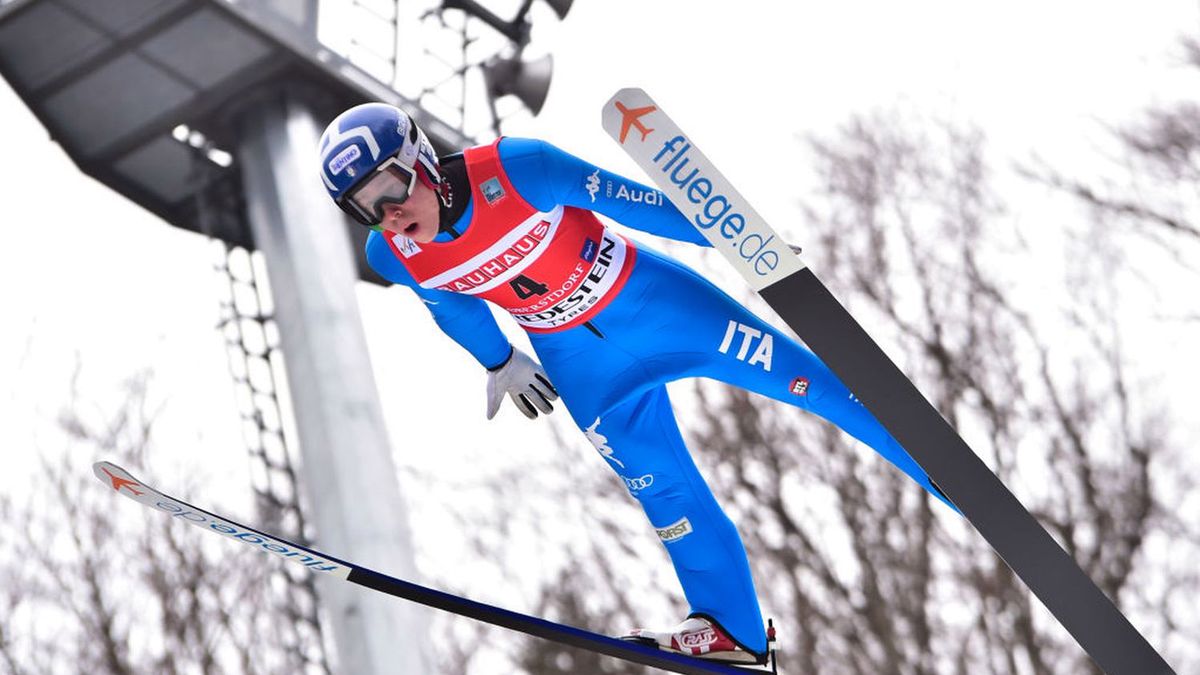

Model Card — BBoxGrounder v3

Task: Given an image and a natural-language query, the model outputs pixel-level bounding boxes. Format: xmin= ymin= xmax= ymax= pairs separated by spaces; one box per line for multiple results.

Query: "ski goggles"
xmin=340 ymin=156 xmax=418 ymax=226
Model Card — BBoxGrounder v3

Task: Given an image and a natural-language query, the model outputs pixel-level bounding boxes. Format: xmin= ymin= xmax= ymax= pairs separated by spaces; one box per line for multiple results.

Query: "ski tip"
xmin=93 ymin=460 xmax=118 ymax=481
xmin=605 ymin=86 xmax=648 ymax=104
xmin=92 ymin=461 xmax=142 ymax=494
xmin=602 ymin=88 xmax=653 ymax=120
xmin=601 ymin=88 xmax=660 ymax=142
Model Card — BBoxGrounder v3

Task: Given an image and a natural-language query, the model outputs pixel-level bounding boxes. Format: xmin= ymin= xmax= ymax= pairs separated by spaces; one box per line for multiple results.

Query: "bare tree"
xmin=0 ymin=371 xmax=332 ymax=674
xmin=1020 ymin=36 xmax=1200 ymax=297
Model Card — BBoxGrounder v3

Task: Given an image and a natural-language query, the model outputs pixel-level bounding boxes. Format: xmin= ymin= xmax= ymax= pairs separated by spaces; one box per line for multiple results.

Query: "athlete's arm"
xmin=498 ymin=137 xmax=713 ymax=248
xmin=366 ymin=232 xmax=512 ymax=369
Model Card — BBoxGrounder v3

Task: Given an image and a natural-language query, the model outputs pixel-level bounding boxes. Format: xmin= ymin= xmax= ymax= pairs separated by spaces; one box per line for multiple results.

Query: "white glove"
xmin=485 ymin=347 xmax=558 ymax=420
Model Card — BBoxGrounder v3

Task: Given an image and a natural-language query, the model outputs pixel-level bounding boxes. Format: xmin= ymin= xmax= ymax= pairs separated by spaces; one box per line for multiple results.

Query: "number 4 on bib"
xmin=510 ymin=274 xmax=549 ymax=299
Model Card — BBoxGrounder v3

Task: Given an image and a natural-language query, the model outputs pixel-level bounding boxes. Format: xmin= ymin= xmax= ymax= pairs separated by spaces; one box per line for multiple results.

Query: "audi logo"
xmin=623 ymin=474 xmax=654 ymax=492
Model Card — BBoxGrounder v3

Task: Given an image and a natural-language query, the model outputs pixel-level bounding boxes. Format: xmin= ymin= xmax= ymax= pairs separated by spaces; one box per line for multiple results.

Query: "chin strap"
xmin=433 ymin=156 xmax=469 ymax=235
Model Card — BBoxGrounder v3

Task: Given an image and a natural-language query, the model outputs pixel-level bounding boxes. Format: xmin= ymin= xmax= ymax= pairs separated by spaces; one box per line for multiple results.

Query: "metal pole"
xmin=235 ymin=90 xmax=431 ymax=675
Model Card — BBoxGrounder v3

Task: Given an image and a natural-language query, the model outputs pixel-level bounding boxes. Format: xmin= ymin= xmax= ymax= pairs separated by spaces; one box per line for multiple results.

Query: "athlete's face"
xmin=377 ymin=179 xmax=440 ymax=243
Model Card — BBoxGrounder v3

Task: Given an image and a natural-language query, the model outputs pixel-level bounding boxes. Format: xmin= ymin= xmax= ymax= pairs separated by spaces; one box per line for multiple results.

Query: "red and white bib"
xmin=383 ymin=140 xmax=636 ymax=333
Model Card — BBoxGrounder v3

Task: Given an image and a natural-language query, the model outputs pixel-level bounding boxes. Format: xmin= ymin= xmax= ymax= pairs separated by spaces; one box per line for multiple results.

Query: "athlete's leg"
xmin=575 ymin=386 xmax=768 ymax=655
xmin=683 ymin=303 xmax=957 ymax=511
xmin=528 ymin=326 xmax=766 ymax=653
xmin=608 ymin=247 xmax=955 ymax=510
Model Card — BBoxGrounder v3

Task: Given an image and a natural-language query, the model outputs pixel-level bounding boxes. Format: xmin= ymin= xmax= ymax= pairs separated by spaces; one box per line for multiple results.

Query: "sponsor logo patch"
xmin=580 ymin=238 xmax=598 ymax=263
xmin=481 ymin=177 xmax=505 ymax=204
xmin=586 ymin=418 xmax=624 ymax=469
xmin=679 ymin=629 xmax=718 ymax=649
xmin=391 ymin=234 xmax=422 ymax=258
xmin=789 ymin=376 xmax=809 ymax=396
xmin=605 ymin=180 xmax=663 ymax=206
xmin=656 ymin=516 xmax=693 ymax=543
xmin=623 ymin=474 xmax=654 ymax=494
xmin=328 ymin=145 xmax=361 ymax=176
xmin=585 ymin=169 xmax=600 ymax=202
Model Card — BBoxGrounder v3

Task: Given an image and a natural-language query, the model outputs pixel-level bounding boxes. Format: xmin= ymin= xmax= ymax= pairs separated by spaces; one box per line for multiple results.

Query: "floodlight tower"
xmin=0 ymin=1 xmax=477 ymax=672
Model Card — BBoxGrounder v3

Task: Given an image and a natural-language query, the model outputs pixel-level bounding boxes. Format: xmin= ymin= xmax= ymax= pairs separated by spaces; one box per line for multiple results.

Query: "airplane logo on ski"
xmin=100 ymin=466 xmax=145 ymax=496
xmin=614 ymin=101 xmax=656 ymax=144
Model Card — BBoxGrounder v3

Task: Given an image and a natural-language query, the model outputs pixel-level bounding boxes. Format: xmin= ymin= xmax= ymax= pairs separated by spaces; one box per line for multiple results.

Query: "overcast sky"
xmin=1 ymin=0 xmax=1198 ymax=662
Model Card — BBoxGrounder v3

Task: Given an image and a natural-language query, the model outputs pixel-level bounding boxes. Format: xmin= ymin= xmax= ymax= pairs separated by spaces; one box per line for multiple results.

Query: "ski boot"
xmin=620 ymin=615 xmax=768 ymax=665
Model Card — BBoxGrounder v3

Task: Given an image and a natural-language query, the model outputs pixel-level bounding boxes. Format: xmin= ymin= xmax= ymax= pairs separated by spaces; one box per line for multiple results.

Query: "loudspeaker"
xmin=542 ymin=0 xmax=573 ymax=20
xmin=482 ymin=53 xmax=554 ymax=116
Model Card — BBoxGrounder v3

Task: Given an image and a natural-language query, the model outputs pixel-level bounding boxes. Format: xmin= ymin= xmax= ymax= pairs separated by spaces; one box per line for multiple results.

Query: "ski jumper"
xmin=365 ymin=138 xmax=954 ymax=656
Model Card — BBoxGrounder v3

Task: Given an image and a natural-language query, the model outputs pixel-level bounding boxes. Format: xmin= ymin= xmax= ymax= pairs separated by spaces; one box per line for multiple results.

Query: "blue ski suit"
xmin=365 ymin=137 xmax=953 ymax=656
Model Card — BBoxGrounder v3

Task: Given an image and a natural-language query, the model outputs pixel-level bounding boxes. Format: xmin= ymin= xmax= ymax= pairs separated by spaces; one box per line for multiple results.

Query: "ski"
xmin=93 ymin=461 xmax=773 ymax=675
xmin=601 ymin=88 xmax=1173 ymax=675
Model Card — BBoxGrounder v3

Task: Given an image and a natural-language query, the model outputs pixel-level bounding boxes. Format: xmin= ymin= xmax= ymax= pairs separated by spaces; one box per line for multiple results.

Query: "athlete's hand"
xmin=486 ymin=347 xmax=559 ymax=420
